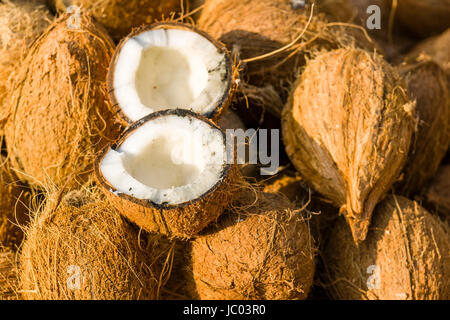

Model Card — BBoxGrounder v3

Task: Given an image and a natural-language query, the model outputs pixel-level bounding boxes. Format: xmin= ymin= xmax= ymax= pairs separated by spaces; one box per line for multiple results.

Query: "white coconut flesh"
xmin=100 ymin=114 xmax=227 ymax=205
xmin=112 ymin=28 xmax=229 ymax=121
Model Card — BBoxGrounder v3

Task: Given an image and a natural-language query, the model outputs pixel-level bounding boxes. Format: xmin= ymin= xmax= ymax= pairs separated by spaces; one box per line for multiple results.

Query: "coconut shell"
xmin=0 ymin=157 xmax=30 ymax=249
xmin=47 ymin=0 xmax=180 ymax=41
xmin=396 ymin=60 xmax=450 ymax=196
xmin=4 ymin=14 xmax=122 ymax=189
xmin=0 ymin=249 xmax=19 ymax=300
xmin=323 ymin=195 xmax=450 ymax=300
xmin=198 ymin=0 xmax=374 ymax=122
xmin=0 ymin=0 xmax=52 ymax=135
xmin=20 ymin=188 xmax=176 ymax=300
xmin=396 ymin=0 xmax=450 ymax=37
xmin=188 ymin=190 xmax=315 ymax=300
xmin=282 ymin=48 xmax=415 ymax=243
xmin=423 ymin=165 xmax=450 ymax=219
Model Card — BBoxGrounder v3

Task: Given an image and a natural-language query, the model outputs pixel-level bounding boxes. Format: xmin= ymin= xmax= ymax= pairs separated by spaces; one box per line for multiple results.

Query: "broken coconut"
xmin=20 ymin=188 xmax=176 ymax=300
xmin=0 ymin=157 xmax=30 ymax=249
xmin=0 ymin=0 xmax=52 ymax=134
xmin=47 ymin=0 xmax=180 ymax=41
xmin=282 ymin=48 xmax=415 ymax=243
xmin=188 ymin=190 xmax=315 ymax=300
xmin=323 ymin=195 xmax=450 ymax=300
xmin=108 ymin=22 xmax=234 ymax=125
xmin=95 ymin=109 xmax=238 ymax=239
xmin=4 ymin=14 xmax=122 ymax=189
xmin=396 ymin=60 xmax=450 ymax=196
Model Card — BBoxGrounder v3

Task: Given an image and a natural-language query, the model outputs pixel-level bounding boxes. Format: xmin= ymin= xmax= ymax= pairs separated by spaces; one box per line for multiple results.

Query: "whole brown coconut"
xmin=0 ymin=157 xmax=30 ymax=249
xmin=0 ymin=250 xmax=19 ymax=300
xmin=323 ymin=195 xmax=450 ymax=300
xmin=282 ymin=48 xmax=415 ymax=243
xmin=396 ymin=0 xmax=450 ymax=37
xmin=188 ymin=190 xmax=315 ymax=300
xmin=4 ymin=14 xmax=122 ymax=189
xmin=423 ymin=165 xmax=450 ymax=219
xmin=20 ymin=188 xmax=176 ymax=300
xmin=0 ymin=0 xmax=52 ymax=134
xmin=198 ymin=0 xmax=372 ymax=121
xmin=396 ymin=60 xmax=450 ymax=196
xmin=47 ymin=0 xmax=180 ymax=41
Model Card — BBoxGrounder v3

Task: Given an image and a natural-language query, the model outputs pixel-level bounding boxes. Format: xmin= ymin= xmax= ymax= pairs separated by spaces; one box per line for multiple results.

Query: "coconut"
xmin=198 ymin=0 xmax=374 ymax=122
xmin=396 ymin=60 xmax=450 ymax=196
xmin=406 ymin=29 xmax=450 ymax=77
xmin=263 ymin=170 xmax=307 ymax=205
xmin=188 ymin=190 xmax=315 ymax=300
xmin=108 ymin=22 xmax=234 ymax=125
xmin=323 ymin=195 xmax=450 ymax=300
xmin=95 ymin=109 xmax=239 ymax=239
xmin=0 ymin=157 xmax=30 ymax=249
xmin=0 ymin=0 xmax=52 ymax=134
xmin=423 ymin=165 xmax=450 ymax=219
xmin=4 ymin=14 xmax=122 ymax=189
xmin=47 ymin=0 xmax=180 ymax=41
xmin=282 ymin=48 xmax=415 ymax=243
xmin=20 ymin=188 xmax=176 ymax=300
xmin=0 ymin=249 xmax=19 ymax=300
xmin=396 ymin=0 xmax=450 ymax=37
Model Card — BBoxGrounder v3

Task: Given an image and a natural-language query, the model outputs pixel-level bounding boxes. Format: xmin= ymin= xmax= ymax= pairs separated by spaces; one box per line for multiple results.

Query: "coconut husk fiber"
xmin=47 ymin=0 xmax=180 ymax=41
xmin=0 ymin=0 xmax=53 ymax=135
xmin=396 ymin=0 xmax=450 ymax=38
xmin=20 ymin=188 xmax=178 ymax=300
xmin=396 ymin=60 xmax=450 ymax=196
xmin=198 ymin=0 xmax=377 ymax=123
xmin=0 ymin=157 xmax=30 ymax=249
xmin=4 ymin=13 xmax=123 ymax=190
xmin=282 ymin=48 xmax=415 ymax=243
xmin=322 ymin=195 xmax=450 ymax=300
xmin=188 ymin=189 xmax=316 ymax=300
xmin=0 ymin=249 xmax=19 ymax=300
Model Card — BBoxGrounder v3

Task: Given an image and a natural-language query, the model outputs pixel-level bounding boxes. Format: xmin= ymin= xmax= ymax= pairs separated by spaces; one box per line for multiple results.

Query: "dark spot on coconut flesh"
xmin=129 ymin=187 xmax=132 ymax=191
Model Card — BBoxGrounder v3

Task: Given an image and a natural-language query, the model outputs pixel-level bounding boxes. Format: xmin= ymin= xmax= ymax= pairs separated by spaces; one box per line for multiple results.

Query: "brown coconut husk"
xmin=20 ymin=188 xmax=177 ymax=300
xmin=396 ymin=60 xmax=450 ymax=196
xmin=0 ymin=0 xmax=53 ymax=135
xmin=198 ymin=0 xmax=377 ymax=123
xmin=0 ymin=157 xmax=30 ymax=249
xmin=422 ymin=165 xmax=450 ymax=219
xmin=396 ymin=0 xmax=450 ymax=37
xmin=322 ymin=195 xmax=450 ymax=300
xmin=95 ymin=109 xmax=242 ymax=239
xmin=282 ymin=48 xmax=415 ymax=243
xmin=0 ymin=249 xmax=19 ymax=300
xmin=187 ymin=189 xmax=316 ymax=300
xmin=4 ymin=13 xmax=123 ymax=190
xmin=47 ymin=0 xmax=180 ymax=41
xmin=405 ymin=29 xmax=450 ymax=77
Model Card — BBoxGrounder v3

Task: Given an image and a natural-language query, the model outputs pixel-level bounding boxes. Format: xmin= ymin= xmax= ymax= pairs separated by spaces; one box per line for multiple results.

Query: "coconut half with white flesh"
xmin=107 ymin=22 xmax=234 ymax=125
xmin=95 ymin=109 xmax=238 ymax=238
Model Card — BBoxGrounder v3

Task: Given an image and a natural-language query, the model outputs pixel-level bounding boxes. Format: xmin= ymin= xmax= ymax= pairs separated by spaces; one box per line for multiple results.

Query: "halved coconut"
xmin=95 ymin=109 xmax=238 ymax=238
xmin=108 ymin=22 xmax=234 ymax=124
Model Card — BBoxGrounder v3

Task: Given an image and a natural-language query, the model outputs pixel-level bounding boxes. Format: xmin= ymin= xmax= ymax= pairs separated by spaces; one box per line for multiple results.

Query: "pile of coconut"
xmin=0 ymin=0 xmax=449 ymax=301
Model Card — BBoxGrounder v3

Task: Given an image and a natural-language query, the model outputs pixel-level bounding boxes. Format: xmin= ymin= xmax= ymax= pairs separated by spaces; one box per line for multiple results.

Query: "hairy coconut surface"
xmin=396 ymin=0 xmax=450 ymax=37
xmin=0 ymin=158 xmax=30 ymax=249
xmin=188 ymin=189 xmax=315 ymax=300
xmin=0 ymin=0 xmax=52 ymax=135
xmin=20 ymin=188 xmax=176 ymax=300
xmin=282 ymin=48 xmax=415 ymax=243
xmin=198 ymin=0 xmax=374 ymax=122
xmin=423 ymin=165 xmax=450 ymax=219
xmin=323 ymin=195 xmax=450 ymax=300
xmin=0 ymin=249 xmax=19 ymax=300
xmin=396 ymin=60 xmax=450 ymax=196
xmin=4 ymin=14 xmax=122 ymax=189
xmin=47 ymin=0 xmax=180 ymax=41
xmin=406 ymin=29 xmax=450 ymax=77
